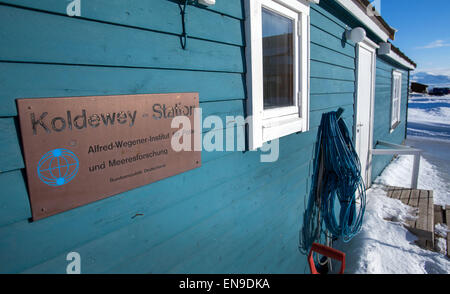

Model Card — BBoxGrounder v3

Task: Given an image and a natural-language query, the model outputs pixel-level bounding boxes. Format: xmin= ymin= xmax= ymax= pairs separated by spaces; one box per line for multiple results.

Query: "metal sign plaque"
xmin=17 ymin=93 xmax=201 ymax=220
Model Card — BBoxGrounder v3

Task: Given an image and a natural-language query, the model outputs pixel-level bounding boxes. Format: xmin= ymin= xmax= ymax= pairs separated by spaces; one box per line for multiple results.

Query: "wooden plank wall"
xmin=370 ymin=56 xmax=410 ymax=181
xmin=0 ymin=0 xmax=358 ymax=273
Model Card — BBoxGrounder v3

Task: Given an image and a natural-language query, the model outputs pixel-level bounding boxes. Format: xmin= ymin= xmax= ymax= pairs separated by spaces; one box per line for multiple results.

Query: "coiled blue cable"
xmin=299 ymin=110 xmax=366 ymax=254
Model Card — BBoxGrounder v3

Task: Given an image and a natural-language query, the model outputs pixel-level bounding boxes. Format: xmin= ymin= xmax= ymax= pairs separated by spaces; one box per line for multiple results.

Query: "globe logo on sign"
xmin=37 ymin=149 xmax=79 ymax=187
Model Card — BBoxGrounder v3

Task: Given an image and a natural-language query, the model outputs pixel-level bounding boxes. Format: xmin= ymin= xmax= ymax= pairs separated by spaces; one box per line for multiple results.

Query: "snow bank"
xmin=403 ymin=93 xmax=450 ymax=206
xmin=374 ymin=155 xmax=449 ymax=206
xmin=408 ymin=94 xmax=450 ymax=140
xmin=435 ymin=224 xmax=449 ymax=255
xmin=408 ymin=106 xmax=450 ymax=126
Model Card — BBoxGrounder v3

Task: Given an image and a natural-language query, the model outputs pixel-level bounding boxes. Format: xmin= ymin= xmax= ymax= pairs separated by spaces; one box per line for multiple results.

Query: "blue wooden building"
xmin=0 ymin=0 xmax=416 ymax=273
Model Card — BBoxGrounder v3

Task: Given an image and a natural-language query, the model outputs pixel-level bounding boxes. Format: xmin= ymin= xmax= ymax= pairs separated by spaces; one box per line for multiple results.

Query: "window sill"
xmin=262 ymin=116 xmax=305 ymax=142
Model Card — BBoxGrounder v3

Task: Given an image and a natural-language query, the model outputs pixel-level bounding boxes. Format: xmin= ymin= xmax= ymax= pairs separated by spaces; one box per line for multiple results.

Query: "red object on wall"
xmin=308 ymin=242 xmax=346 ymax=274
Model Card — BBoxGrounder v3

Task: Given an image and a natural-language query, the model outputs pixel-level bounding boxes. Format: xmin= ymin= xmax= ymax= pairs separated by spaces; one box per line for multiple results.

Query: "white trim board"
xmin=244 ymin=0 xmax=311 ymax=149
xmin=363 ymin=36 xmax=380 ymax=50
xmin=384 ymin=50 xmax=416 ymax=70
xmin=355 ymin=38 xmax=377 ymax=187
xmin=273 ymin=0 xmax=318 ymax=12
xmin=390 ymin=69 xmax=403 ymax=132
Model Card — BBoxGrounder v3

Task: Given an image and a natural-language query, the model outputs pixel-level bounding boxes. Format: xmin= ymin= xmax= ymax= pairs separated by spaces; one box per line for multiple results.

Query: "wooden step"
xmin=446 ymin=206 xmax=450 ymax=258
xmin=386 ymin=187 xmax=434 ymax=249
xmin=434 ymin=204 xmax=445 ymax=225
xmin=447 ymin=233 xmax=450 ymax=258
xmin=446 ymin=205 xmax=450 ymax=225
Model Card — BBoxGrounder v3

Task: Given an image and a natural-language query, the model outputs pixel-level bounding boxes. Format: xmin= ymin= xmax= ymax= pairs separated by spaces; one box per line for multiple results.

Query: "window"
xmin=391 ymin=70 xmax=402 ymax=130
xmin=262 ymin=8 xmax=295 ymax=110
xmin=245 ymin=0 xmax=310 ymax=149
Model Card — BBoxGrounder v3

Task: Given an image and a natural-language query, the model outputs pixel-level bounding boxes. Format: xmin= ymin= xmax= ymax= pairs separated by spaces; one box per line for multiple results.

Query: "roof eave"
xmin=334 ymin=0 xmax=416 ymax=69
xmin=334 ymin=0 xmax=391 ymax=41
xmin=356 ymin=0 xmax=396 ymax=40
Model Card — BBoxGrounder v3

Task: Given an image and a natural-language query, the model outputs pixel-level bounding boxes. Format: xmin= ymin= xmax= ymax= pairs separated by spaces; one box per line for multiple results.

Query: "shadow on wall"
xmin=341 ymin=31 xmax=348 ymax=48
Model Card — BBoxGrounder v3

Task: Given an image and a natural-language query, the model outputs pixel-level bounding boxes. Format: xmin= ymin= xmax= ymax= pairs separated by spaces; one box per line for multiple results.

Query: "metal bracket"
xmin=370 ymin=140 xmax=422 ymax=189
xmin=336 ymin=107 xmax=344 ymax=120
xmin=179 ymin=0 xmax=192 ymax=50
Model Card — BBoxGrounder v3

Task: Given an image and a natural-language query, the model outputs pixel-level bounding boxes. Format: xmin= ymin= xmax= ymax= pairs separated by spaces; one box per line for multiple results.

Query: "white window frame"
xmin=390 ymin=70 xmax=402 ymax=131
xmin=245 ymin=0 xmax=310 ymax=150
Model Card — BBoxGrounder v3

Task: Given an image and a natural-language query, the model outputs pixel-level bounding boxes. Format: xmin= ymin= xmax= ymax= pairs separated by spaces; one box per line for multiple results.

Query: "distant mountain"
xmin=411 ymin=72 xmax=450 ymax=88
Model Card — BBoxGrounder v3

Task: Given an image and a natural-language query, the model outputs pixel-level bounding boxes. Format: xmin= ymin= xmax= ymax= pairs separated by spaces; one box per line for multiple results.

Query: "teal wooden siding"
xmin=0 ymin=0 xmax=308 ymax=274
xmin=370 ymin=56 xmax=410 ymax=181
xmin=0 ymin=0 xmax=406 ymax=273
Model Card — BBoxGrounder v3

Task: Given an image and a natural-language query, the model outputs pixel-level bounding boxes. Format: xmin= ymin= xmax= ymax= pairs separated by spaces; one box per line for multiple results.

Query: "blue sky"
xmin=379 ymin=0 xmax=450 ymax=75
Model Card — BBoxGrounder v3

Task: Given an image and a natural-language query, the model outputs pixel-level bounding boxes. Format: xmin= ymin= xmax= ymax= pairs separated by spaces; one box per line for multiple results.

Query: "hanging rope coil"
xmin=299 ymin=109 xmax=366 ymax=254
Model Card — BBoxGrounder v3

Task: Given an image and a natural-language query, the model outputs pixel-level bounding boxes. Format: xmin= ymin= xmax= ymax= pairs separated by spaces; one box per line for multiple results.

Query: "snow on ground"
xmin=335 ymin=93 xmax=450 ymax=274
xmin=334 ymin=186 xmax=449 ymax=274
xmin=435 ymin=224 xmax=449 ymax=255
xmin=406 ymin=94 xmax=450 ymax=206
xmin=374 ymin=155 xmax=449 ymax=206
xmin=408 ymin=94 xmax=450 ymax=141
